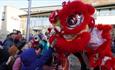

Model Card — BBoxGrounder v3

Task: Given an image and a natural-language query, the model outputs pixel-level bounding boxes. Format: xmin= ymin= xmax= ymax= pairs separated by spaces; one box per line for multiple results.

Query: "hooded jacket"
xmin=20 ymin=47 xmax=53 ymax=70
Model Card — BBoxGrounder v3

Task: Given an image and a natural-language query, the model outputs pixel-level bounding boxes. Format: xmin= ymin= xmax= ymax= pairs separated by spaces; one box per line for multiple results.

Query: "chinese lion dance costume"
xmin=48 ymin=0 xmax=115 ymax=70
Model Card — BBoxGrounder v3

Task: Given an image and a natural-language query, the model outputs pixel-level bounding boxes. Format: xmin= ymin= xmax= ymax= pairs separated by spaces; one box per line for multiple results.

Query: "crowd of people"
xmin=0 ymin=30 xmax=58 ymax=70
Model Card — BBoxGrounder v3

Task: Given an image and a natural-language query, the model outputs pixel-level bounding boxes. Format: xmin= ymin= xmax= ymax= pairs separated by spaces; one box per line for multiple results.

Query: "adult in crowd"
xmin=0 ymin=33 xmax=17 ymax=70
xmin=0 ymin=31 xmax=26 ymax=70
xmin=3 ymin=33 xmax=16 ymax=50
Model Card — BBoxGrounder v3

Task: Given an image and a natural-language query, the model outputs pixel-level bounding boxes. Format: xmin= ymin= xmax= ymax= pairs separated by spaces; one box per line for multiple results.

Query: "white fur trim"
xmin=101 ymin=56 xmax=111 ymax=65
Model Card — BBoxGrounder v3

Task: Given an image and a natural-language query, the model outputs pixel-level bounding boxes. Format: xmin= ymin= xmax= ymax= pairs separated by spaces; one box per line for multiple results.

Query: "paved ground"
xmin=113 ymin=53 xmax=115 ymax=57
xmin=68 ymin=54 xmax=81 ymax=70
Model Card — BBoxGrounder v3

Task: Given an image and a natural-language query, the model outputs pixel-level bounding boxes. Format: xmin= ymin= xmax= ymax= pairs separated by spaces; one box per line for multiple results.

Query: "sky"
xmin=0 ymin=0 xmax=62 ymax=23
xmin=0 ymin=0 xmax=62 ymax=8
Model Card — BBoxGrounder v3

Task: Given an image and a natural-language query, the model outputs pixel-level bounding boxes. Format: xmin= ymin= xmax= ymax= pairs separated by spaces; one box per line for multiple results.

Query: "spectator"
xmin=2 ymin=34 xmax=10 ymax=46
xmin=13 ymin=40 xmax=53 ymax=70
xmin=0 ymin=32 xmax=26 ymax=70
xmin=3 ymin=33 xmax=16 ymax=50
xmin=0 ymin=33 xmax=16 ymax=70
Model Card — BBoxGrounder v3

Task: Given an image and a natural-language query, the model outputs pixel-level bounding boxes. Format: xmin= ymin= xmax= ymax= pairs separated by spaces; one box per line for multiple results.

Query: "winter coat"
xmin=20 ymin=47 xmax=53 ymax=70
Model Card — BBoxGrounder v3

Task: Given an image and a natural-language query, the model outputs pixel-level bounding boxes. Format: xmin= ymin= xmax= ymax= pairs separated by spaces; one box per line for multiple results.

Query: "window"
xmin=110 ymin=9 xmax=115 ymax=16
xmin=99 ymin=9 xmax=110 ymax=16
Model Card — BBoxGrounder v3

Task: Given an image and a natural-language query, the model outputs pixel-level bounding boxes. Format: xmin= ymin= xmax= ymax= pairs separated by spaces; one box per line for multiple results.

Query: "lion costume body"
xmin=48 ymin=1 xmax=115 ymax=70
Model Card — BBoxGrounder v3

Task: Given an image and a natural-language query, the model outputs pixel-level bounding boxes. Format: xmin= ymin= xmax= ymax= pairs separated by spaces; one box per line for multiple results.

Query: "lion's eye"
xmin=66 ymin=13 xmax=84 ymax=28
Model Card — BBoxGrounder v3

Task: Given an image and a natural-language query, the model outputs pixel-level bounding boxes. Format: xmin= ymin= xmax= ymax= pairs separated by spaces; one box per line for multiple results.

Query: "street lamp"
xmin=26 ymin=0 xmax=32 ymax=42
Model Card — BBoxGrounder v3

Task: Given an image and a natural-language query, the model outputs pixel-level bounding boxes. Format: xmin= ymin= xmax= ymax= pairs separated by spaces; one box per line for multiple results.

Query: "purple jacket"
xmin=20 ymin=47 xmax=53 ymax=70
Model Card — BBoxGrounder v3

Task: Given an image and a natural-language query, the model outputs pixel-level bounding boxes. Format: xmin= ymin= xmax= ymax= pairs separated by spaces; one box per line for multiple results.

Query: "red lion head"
xmin=49 ymin=1 xmax=96 ymax=53
xmin=58 ymin=1 xmax=95 ymax=34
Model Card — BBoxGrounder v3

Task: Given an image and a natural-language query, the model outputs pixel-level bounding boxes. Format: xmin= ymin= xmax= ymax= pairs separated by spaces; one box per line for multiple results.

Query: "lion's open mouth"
xmin=63 ymin=25 xmax=89 ymax=41
xmin=66 ymin=13 xmax=84 ymax=29
xmin=63 ymin=34 xmax=77 ymax=41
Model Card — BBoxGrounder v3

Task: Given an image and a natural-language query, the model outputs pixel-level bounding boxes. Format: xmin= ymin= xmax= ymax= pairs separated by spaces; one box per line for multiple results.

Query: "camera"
xmin=34 ymin=35 xmax=40 ymax=41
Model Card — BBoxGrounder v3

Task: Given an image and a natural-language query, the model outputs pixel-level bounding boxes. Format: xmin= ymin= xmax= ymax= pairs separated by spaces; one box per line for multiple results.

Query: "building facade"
xmin=1 ymin=6 xmax=26 ymax=39
xmin=20 ymin=1 xmax=115 ymax=37
xmin=20 ymin=5 xmax=62 ymax=35
xmin=1 ymin=6 xmax=26 ymax=34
